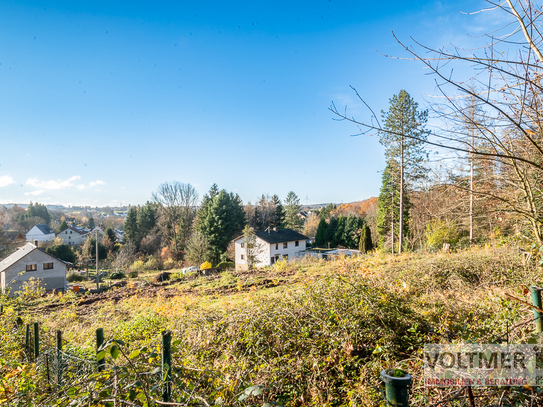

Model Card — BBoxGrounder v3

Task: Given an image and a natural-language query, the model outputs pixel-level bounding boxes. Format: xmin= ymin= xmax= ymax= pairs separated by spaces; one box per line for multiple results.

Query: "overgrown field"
xmin=1 ymin=246 xmax=541 ymax=406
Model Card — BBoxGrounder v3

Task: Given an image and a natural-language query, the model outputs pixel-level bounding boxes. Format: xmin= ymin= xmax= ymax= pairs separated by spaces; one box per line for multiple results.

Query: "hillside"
xmin=0 ymin=245 xmax=540 ymax=406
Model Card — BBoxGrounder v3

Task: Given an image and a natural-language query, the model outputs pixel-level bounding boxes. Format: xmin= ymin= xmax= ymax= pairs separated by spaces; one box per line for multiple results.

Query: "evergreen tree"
xmin=315 ymin=218 xmax=327 ymax=247
xmin=359 ymin=224 xmax=373 ymax=253
xmin=194 ymin=185 xmax=246 ymax=264
xmin=377 ymin=159 xmax=410 ymax=252
xmin=18 ymin=202 xmax=51 ymax=225
xmin=378 ymin=90 xmax=427 ymax=253
xmin=124 ymin=207 xmax=139 ymax=248
xmin=284 ymin=191 xmax=303 ymax=231
xmin=46 ymin=244 xmax=77 ymax=264
xmin=58 ymin=220 xmax=69 ymax=233
xmin=105 ymin=227 xmax=117 ymax=244
xmin=334 ymin=216 xmax=347 ymax=247
xmin=270 ymin=194 xmax=285 ymax=228
xmin=87 ymin=217 xmax=96 ymax=229
xmin=136 ymin=202 xmax=156 ymax=242
xmin=326 ymin=217 xmax=338 ymax=248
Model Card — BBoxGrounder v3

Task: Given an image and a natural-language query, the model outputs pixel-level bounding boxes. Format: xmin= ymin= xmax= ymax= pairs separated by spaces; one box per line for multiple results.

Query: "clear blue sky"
xmin=0 ymin=0 xmax=488 ymax=207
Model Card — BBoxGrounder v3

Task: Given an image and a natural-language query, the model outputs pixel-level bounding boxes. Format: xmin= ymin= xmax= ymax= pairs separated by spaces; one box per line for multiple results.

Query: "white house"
xmin=57 ymin=226 xmax=89 ymax=246
xmin=0 ymin=242 xmax=68 ymax=295
xmin=234 ymin=228 xmax=309 ymax=270
xmin=26 ymin=224 xmax=55 ymax=242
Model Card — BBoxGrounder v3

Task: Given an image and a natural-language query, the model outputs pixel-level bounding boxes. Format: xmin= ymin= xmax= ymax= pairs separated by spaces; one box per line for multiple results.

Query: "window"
xmin=241 ymin=254 xmax=245 ymax=260
xmin=69 ymin=236 xmax=71 ymax=239
xmin=43 ymin=262 xmax=53 ymax=270
xmin=295 ymin=240 xmax=299 ymax=247
xmin=271 ymin=257 xmax=275 ymax=265
xmin=283 ymin=242 xmax=288 ymax=249
xmin=70 ymin=231 xmax=72 ymax=234
xmin=26 ymin=264 xmax=37 ymax=272
xmin=275 ymin=244 xmax=278 ymax=250
xmin=241 ymin=242 xmax=245 ymax=248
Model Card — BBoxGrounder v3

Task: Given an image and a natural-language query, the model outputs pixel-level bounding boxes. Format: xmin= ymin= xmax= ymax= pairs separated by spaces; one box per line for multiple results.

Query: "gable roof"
xmin=5 ymin=231 xmax=25 ymax=242
xmin=31 ymin=224 xmax=55 ymax=235
xmin=254 ymin=229 xmax=309 ymax=244
xmin=60 ymin=226 xmax=89 ymax=236
xmin=0 ymin=242 xmax=70 ymax=272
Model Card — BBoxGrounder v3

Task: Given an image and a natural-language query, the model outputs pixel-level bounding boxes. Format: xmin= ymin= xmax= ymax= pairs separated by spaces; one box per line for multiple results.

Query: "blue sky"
xmin=0 ymin=0 xmax=489 ymax=207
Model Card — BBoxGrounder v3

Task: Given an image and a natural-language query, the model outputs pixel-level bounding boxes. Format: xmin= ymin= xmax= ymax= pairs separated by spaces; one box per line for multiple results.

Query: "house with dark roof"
xmin=57 ymin=226 xmax=90 ymax=246
xmin=233 ymin=228 xmax=309 ymax=270
xmin=0 ymin=242 xmax=68 ymax=295
xmin=26 ymin=224 xmax=55 ymax=242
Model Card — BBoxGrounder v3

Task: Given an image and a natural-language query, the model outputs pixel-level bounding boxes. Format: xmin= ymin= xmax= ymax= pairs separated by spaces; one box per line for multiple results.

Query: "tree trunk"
xmin=399 ymin=133 xmax=404 ymax=254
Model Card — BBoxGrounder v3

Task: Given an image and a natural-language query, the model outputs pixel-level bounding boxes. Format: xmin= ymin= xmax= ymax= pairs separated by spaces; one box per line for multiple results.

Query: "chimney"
xmin=34 ymin=240 xmax=39 ymax=247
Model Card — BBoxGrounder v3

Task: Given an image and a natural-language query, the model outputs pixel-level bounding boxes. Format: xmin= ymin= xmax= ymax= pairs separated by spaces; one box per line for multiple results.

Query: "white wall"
xmin=57 ymin=229 xmax=88 ymax=246
xmin=234 ymin=237 xmax=307 ymax=270
xmin=26 ymin=226 xmax=55 ymax=242
xmin=1 ymin=249 xmax=66 ymax=295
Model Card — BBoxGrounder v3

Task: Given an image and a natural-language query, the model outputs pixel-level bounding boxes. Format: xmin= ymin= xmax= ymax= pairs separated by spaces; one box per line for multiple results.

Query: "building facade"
xmin=234 ymin=228 xmax=308 ymax=270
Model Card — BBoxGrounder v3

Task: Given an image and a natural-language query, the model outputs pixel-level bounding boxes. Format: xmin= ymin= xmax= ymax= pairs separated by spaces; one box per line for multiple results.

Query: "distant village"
xmin=0 ymin=193 xmax=377 ymax=295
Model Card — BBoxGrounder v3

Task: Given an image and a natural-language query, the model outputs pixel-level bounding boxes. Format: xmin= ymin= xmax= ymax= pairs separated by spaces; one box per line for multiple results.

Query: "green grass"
xmin=1 ymin=245 xmax=541 ymax=406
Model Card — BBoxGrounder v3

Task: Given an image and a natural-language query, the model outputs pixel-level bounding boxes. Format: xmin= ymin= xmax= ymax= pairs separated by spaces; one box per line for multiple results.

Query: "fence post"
xmin=162 ymin=330 xmax=172 ymax=402
xmin=56 ymin=330 xmax=62 ymax=389
xmin=33 ymin=322 xmax=39 ymax=359
xmin=25 ymin=324 xmax=30 ymax=360
xmin=96 ymin=328 xmax=105 ymax=371
xmin=530 ymin=286 xmax=543 ymax=334
xmin=380 ymin=369 xmax=411 ymax=407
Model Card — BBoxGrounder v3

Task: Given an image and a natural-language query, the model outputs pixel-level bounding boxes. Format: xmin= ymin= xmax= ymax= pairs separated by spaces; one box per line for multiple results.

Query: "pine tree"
xmin=284 ymin=191 xmax=303 ymax=231
xmin=58 ymin=220 xmax=68 ymax=233
xmin=194 ymin=185 xmax=246 ymax=264
xmin=378 ymin=90 xmax=427 ymax=253
xmin=315 ymin=218 xmax=327 ymax=247
xmin=270 ymin=194 xmax=285 ymax=228
xmin=124 ymin=207 xmax=139 ymax=249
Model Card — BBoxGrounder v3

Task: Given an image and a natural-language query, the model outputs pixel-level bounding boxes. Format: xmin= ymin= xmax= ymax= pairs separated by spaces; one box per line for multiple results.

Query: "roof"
xmin=5 ymin=231 xmax=25 ymax=242
xmin=0 ymin=242 xmax=70 ymax=272
xmin=251 ymin=229 xmax=309 ymax=244
xmin=61 ymin=226 xmax=89 ymax=236
xmin=30 ymin=224 xmax=55 ymax=235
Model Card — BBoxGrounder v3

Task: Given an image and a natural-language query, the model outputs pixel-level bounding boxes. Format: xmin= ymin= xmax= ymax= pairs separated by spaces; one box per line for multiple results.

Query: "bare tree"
xmin=153 ymin=182 xmax=199 ymax=258
xmin=330 ymin=0 xmax=543 ymax=244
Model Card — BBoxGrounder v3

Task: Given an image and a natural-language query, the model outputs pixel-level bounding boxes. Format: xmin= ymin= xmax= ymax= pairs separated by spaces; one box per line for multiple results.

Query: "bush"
xmin=67 ymin=273 xmax=85 ymax=283
xmin=144 ymin=255 xmax=163 ymax=271
xmin=109 ymin=271 xmax=126 ymax=280
xmin=216 ymin=261 xmax=235 ymax=269
xmin=128 ymin=270 xmax=138 ymax=278
xmin=425 ymin=219 xmax=461 ymax=251
xmin=131 ymin=260 xmax=145 ymax=271
xmin=163 ymin=258 xmax=177 ymax=270
xmin=200 ymin=261 xmax=212 ymax=270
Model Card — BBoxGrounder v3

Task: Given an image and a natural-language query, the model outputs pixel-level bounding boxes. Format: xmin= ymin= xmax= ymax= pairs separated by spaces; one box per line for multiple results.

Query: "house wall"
xmin=26 ymin=226 xmax=55 ymax=242
xmin=57 ymin=229 xmax=88 ymax=246
xmin=234 ymin=237 xmax=307 ymax=270
xmin=1 ymin=249 xmax=66 ymax=295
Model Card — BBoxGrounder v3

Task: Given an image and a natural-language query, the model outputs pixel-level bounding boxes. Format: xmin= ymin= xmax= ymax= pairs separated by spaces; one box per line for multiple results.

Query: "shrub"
xmin=109 ymin=271 xmax=126 ymax=280
xmin=144 ymin=255 xmax=163 ymax=271
xmin=67 ymin=273 xmax=85 ymax=283
xmin=425 ymin=219 xmax=461 ymax=251
xmin=216 ymin=261 xmax=234 ymax=269
xmin=131 ymin=260 xmax=145 ymax=271
xmin=163 ymin=258 xmax=177 ymax=270
xmin=128 ymin=270 xmax=138 ymax=278
xmin=200 ymin=261 xmax=212 ymax=270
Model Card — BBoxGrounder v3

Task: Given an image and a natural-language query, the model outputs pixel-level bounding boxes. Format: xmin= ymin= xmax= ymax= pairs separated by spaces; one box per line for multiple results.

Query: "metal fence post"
xmin=381 ymin=369 xmax=411 ymax=407
xmin=530 ymin=286 xmax=543 ymax=334
xmin=162 ymin=330 xmax=172 ymax=402
xmin=33 ymin=322 xmax=39 ymax=359
xmin=96 ymin=328 xmax=105 ymax=371
xmin=57 ymin=330 xmax=62 ymax=389
xmin=25 ymin=324 xmax=30 ymax=360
